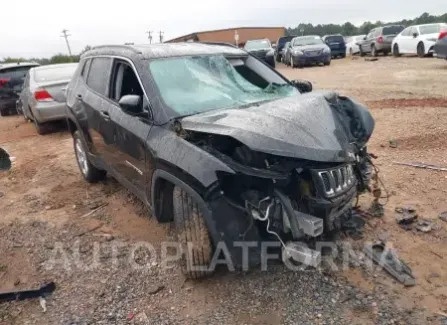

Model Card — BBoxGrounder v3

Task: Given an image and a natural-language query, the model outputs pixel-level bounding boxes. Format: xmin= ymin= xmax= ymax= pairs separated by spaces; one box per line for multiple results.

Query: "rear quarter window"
xmin=383 ymin=26 xmax=404 ymax=35
xmin=325 ymin=36 xmax=344 ymax=43
xmin=34 ymin=65 xmax=77 ymax=83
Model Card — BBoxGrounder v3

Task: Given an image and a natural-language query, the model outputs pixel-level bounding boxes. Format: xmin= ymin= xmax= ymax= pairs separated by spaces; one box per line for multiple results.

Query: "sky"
xmin=1 ymin=0 xmax=445 ymax=58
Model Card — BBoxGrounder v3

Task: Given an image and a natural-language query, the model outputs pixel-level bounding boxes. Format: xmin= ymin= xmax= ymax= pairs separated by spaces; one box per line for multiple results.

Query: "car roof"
xmin=294 ymin=35 xmax=321 ymax=39
xmin=245 ymin=38 xmax=270 ymax=42
xmin=32 ymin=63 xmax=78 ymax=71
xmin=0 ymin=62 xmax=39 ymax=71
xmin=83 ymin=43 xmax=247 ymax=60
xmin=411 ymin=23 xmax=447 ymax=28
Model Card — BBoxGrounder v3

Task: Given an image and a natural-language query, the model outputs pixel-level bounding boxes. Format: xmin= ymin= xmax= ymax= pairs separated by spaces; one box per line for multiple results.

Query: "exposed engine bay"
xmin=176 ymin=91 xmax=376 ymax=266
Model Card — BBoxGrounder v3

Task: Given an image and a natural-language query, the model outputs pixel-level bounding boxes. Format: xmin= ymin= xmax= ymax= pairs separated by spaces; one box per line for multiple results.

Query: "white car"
xmin=392 ymin=23 xmax=447 ymax=57
xmin=345 ymin=35 xmax=366 ymax=55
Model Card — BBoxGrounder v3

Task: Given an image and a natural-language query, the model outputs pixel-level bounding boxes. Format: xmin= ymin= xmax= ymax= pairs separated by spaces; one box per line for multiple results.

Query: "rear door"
xmin=106 ymin=59 xmax=152 ymax=194
xmin=407 ymin=26 xmax=419 ymax=54
xmin=81 ymin=57 xmax=115 ymax=162
xmin=398 ymin=27 xmax=412 ymax=53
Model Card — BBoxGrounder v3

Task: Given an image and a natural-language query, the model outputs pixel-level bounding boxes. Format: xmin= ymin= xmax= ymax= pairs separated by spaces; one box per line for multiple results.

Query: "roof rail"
xmin=197 ymin=42 xmax=239 ymax=49
xmin=88 ymin=44 xmax=142 ymax=54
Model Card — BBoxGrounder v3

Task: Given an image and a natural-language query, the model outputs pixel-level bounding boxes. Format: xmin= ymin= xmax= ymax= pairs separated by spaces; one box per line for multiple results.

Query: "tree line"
xmin=287 ymin=12 xmax=447 ymax=37
xmin=0 ymin=46 xmax=91 ymax=65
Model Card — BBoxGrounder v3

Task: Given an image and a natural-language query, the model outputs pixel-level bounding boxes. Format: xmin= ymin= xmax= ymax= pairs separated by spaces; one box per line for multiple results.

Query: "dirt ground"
xmin=1 ymin=56 xmax=446 ymax=324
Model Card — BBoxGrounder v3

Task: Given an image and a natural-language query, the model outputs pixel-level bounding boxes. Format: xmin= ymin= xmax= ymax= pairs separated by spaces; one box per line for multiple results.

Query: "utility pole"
xmin=61 ymin=29 xmax=73 ymax=57
xmin=159 ymin=31 xmax=164 ymax=43
xmin=146 ymin=31 xmax=153 ymax=44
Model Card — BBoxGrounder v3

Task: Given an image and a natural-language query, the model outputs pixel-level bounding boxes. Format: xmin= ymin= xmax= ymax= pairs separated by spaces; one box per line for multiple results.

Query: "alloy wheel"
xmin=75 ymin=138 xmax=89 ymax=176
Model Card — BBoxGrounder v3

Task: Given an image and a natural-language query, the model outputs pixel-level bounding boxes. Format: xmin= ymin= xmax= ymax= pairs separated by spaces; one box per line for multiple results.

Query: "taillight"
xmin=439 ymin=28 xmax=447 ymax=40
xmin=0 ymin=78 xmax=10 ymax=88
xmin=377 ymin=36 xmax=383 ymax=44
xmin=34 ymin=89 xmax=53 ymax=102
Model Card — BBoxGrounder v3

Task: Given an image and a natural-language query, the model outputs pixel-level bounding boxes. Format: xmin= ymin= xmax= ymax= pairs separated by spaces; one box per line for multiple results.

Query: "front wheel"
xmin=324 ymin=60 xmax=331 ymax=66
xmin=417 ymin=42 xmax=425 ymax=58
xmin=359 ymin=46 xmax=365 ymax=57
xmin=73 ymin=131 xmax=106 ymax=183
xmin=290 ymin=57 xmax=295 ymax=68
xmin=0 ymin=108 xmax=9 ymax=117
xmin=371 ymin=45 xmax=378 ymax=57
xmin=173 ymin=186 xmax=213 ymax=279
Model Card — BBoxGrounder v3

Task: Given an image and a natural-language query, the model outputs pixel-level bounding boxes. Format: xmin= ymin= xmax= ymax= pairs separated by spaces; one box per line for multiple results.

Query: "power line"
xmin=61 ymin=29 xmax=73 ymax=56
xmin=146 ymin=31 xmax=153 ymax=44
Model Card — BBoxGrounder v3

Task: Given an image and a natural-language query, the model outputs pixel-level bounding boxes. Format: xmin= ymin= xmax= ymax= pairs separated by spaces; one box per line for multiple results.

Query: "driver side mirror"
xmin=291 ymin=79 xmax=313 ymax=93
xmin=413 ymin=32 xmax=418 ymax=38
xmin=0 ymin=148 xmax=12 ymax=171
xmin=119 ymin=95 xmax=142 ymax=115
xmin=363 ymin=36 xmax=367 ymax=40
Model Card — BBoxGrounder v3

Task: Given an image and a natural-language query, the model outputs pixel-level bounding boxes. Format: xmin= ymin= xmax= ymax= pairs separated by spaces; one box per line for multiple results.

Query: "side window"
xmin=410 ymin=27 xmax=418 ymax=36
xmin=401 ymin=27 xmax=411 ymax=36
xmin=367 ymin=31 xmax=375 ymax=39
xmin=109 ymin=60 xmax=145 ymax=111
xmin=374 ymin=29 xmax=381 ymax=37
xmin=86 ymin=57 xmax=112 ymax=96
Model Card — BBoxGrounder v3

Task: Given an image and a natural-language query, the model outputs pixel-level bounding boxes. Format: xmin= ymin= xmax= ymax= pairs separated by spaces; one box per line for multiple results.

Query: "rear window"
xmin=419 ymin=24 xmax=445 ymax=35
xmin=0 ymin=66 xmax=33 ymax=80
xmin=325 ymin=35 xmax=344 ymax=43
xmin=382 ymin=26 xmax=404 ymax=35
xmin=34 ymin=65 xmax=77 ymax=83
xmin=277 ymin=36 xmax=295 ymax=46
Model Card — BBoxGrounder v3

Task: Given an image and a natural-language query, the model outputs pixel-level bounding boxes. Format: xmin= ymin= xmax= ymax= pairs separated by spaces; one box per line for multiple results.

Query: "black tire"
xmin=383 ymin=51 xmax=389 ymax=56
xmin=290 ymin=57 xmax=295 ymax=69
xmin=349 ymin=48 xmax=353 ymax=56
xmin=324 ymin=60 xmax=331 ymax=66
xmin=275 ymin=53 xmax=281 ymax=63
xmin=359 ymin=46 xmax=365 ymax=57
xmin=371 ymin=45 xmax=378 ymax=57
xmin=73 ymin=130 xmax=106 ymax=183
xmin=393 ymin=44 xmax=401 ymax=57
xmin=341 ymin=53 xmax=346 ymax=58
xmin=33 ymin=117 xmax=46 ymax=135
xmin=0 ymin=108 xmax=9 ymax=117
xmin=417 ymin=42 xmax=425 ymax=58
xmin=173 ymin=186 xmax=212 ymax=279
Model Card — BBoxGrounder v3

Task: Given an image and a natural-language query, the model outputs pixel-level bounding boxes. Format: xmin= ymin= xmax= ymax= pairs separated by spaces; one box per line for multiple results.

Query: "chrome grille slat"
xmin=316 ymin=165 xmax=355 ymax=197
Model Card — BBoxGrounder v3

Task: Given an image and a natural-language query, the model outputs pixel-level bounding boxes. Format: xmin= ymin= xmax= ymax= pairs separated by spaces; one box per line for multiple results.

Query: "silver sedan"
xmin=19 ymin=63 xmax=77 ymax=134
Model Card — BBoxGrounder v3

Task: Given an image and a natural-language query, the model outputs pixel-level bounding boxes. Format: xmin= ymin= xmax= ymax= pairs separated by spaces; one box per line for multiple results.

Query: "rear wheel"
xmin=417 ymin=42 xmax=425 ymax=58
xmin=290 ymin=57 xmax=295 ymax=68
xmin=393 ymin=44 xmax=401 ymax=57
xmin=349 ymin=48 xmax=353 ymax=56
xmin=371 ymin=45 xmax=378 ymax=57
xmin=0 ymin=108 xmax=9 ymax=117
xmin=173 ymin=186 xmax=213 ymax=279
xmin=73 ymin=131 xmax=106 ymax=183
xmin=32 ymin=116 xmax=46 ymax=135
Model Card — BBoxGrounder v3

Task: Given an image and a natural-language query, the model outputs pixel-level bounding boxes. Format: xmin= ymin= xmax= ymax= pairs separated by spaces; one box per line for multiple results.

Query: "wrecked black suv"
xmin=66 ymin=43 xmax=374 ymax=278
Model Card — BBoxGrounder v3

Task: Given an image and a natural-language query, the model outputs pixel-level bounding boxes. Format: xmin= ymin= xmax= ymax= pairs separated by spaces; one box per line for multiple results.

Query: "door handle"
xmin=100 ymin=110 xmax=110 ymax=120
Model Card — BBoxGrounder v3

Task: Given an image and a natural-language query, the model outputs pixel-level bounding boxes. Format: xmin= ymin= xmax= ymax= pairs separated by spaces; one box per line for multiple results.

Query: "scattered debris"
xmin=430 ymin=250 xmax=443 ymax=259
xmin=147 ymin=284 xmax=165 ymax=295
xmin=365 ymin=57 xmax=379 ymax=62
xmin=0 ymin=265 xmax=6 ymax=272
xmin=396 ymin=207 xmax=418 ymax=228
xmin=392 ymin=161 xmax=447 ymax=172
xmin=80 ymin=203 xmax=108 ymax=219
xmin=0 ymin=282 xmax=56 ymax=304
xmin=341 ymin=211 xmax=366 ymax=240
xmin=364 ymin=242 xmax=415 ymax=286
xmin=0 ymin=192 xmax=4 ymax=198
xmin=14 ymin=279 xmax=20 ymax=286
xmin=369 ymin=201 xmax=384 ymax=218
xmin=416 ymin=220 xmax=433 ymax=233
xmin=389 ymin=139 xmax=399 ymax=148
xmin=74 ymin=224 xmax=103 ymax=238
xmin=39 ymin=297 xmax=47 ymax=312
xmin=439 ymin=211 xmax=447 ymax=222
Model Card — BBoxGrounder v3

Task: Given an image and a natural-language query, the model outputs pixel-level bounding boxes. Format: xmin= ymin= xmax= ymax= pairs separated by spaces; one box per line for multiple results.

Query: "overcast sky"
xmin=1 ymin=0 xmax=445 ymax=58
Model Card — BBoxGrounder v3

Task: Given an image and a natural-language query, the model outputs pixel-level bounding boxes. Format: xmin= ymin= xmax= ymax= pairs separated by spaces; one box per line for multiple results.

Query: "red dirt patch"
xmin=366 ymin=98 xmax=447 ymax=109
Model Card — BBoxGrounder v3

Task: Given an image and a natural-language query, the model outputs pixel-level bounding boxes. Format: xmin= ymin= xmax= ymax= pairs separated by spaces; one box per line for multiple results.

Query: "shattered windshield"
xmin=149 ymin=55 xmax=297 ymax=116
xmin=244 ymin=40 xmax=272 ymax=50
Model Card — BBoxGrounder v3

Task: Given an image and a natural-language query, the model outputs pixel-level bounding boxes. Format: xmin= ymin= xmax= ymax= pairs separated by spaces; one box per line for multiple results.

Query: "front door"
xmin=106 ymin=59 xmax=152 ymax=195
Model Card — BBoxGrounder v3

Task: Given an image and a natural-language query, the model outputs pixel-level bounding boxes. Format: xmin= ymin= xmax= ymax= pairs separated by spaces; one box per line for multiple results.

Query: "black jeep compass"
xmin=66 ymin=43 xmax=374 ymax=278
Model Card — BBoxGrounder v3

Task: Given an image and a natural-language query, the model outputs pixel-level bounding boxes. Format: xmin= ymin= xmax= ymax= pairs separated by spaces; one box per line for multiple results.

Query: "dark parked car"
xmin=274 ymin=35 xmax=296 ymax=62
xmin=0 ymin=62 xmax=39 ymax=116
xmin=67 ymin=43 xmax=374 ymax=278
xmin=357 ymin=25 xmax=405 ymax=57
xmin=434 ymin=26 xmax=447 ymax=60
xmin=281 ymin=41 xmax=292 ymax=65
xmin=289 ymin=35 xmax=332 ymax=68
xmin=322 ymin=34 xmax=346 ymax=58
xmin=243 ymin=39 xmax=275 ymax=67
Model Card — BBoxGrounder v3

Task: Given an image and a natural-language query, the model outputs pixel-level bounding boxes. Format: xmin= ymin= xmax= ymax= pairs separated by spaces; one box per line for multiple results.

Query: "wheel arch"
xmin=151 ymin=169 xmax=219 ymax=243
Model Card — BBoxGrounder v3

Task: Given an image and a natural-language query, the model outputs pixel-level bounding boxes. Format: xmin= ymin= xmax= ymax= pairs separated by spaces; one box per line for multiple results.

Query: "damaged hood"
xmin=180 ymin=91 xmax=374 ymax=163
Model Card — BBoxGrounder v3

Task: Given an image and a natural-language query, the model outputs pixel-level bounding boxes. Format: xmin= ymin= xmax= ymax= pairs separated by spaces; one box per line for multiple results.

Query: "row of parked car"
xmin=242 ymin=22 xmax=447 ymax=68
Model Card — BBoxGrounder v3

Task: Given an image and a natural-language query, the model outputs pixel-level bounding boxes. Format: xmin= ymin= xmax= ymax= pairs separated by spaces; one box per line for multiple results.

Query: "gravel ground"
xmin=1 ymin=55 xmax=446 ymax=325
